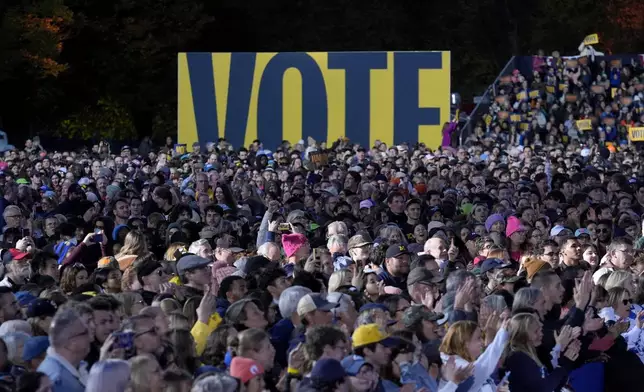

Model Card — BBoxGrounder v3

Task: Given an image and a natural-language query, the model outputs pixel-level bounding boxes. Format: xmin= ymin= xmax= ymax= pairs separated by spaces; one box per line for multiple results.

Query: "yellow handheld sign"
xmin=576 ymin=119 xmax=592 ymax=131
xmin=583 ymin=33 xmax=599 ymax=46
xmin=629 ymin=127 xmax=644 ymax=142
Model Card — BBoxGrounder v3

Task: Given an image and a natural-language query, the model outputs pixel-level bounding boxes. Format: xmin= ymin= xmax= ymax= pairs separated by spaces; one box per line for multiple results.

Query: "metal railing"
xmin=458 ymin=56 xmax=517 ymax=145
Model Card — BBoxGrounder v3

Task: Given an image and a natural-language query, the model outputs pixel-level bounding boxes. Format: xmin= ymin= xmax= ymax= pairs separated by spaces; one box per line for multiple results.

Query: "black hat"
xmin=26 ymin=299 xmax=57 ymax=319
xmin=385 ymin=244 xmax=410 ymax=259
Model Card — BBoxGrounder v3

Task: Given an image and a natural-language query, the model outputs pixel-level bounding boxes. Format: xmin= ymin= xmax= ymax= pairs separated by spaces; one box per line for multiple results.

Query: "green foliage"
xmin=0 ymin=0 xmax=642 ymax=143
xmin=58 ymin=97 xmax=136 ymax=140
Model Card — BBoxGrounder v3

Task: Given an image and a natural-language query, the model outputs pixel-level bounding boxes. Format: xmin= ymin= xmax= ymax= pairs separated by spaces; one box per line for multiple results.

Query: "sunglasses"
xmin=623 ymin=298 xmax=632 ymax=306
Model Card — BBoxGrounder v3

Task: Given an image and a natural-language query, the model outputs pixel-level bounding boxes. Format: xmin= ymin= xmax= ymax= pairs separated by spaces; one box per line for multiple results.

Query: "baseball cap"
xmin=225 ymin=299 xmax=260 ymax=325
xmin=216 ymin=238 xmax=244 ymax=254
xmin=310 ymin=358 xmax=346 ymax=384
xmin=575 ymin=228 xmax=590 ymax=237
xmin=401 ymin=305 xmax=445 ymax=328
xmin=480 ymin=258 xmax=513 ymax=274
xmin=348 ymin=234 xmax=372 ymax=250
xmin=358 ymin=303 xmax=389 ymax=314
xmin=176 ymin=255 xmax=211 ymax=274
xmin=230 ymin=357 xmax=264 ymax=383
xmin=385 ymin=244 xmax=410 ymax=258
xmin=550 ymin=225 xmax=573 ymax=237
xmin=296 ymin=294 xmax=338 ymax=317
xmin=359 ymin=200 xmax=374 ymax=209
xmin=8 ymin=249 xmax=30 ymax=261
xmin=407 ymin=267 xmax=444 ymax=286
xmin=352 ymin=323 xmax=397 ymax=348
xmin=15 ymin=291 xmax=37 ymax=307
xmin=341 ymin=355 xmax=372 ymax=376
xmin=22 ymin=336 xmax=50 ymax=362
xmin=26 ymin=298 xmax=57 ymax=318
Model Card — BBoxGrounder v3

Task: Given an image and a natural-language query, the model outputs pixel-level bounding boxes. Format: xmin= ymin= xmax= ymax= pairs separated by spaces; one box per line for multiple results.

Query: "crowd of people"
xmin=0 ymin=52 xmax=644 ymax=392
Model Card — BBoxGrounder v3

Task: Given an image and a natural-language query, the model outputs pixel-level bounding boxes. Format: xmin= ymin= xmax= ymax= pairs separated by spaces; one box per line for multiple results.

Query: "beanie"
xmin=230 ymin=357 xmax=264 ymax=383
xmin=281 ymin=233 xmax=308 ymax=258
xmin=505 ymin=216 xmax=524 ymax=238
xmin=485 ymin=214 xmax=505 ymax=232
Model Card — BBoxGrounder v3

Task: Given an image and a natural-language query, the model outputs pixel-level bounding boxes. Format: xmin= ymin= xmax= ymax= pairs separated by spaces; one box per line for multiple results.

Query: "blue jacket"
xmin=269 ymin=318 xmax=295 ymax=368
xmin=216 ymin=298 xmax=230 ymax=318
xmin=377 ymin=269 xmax=406 ymax=291
xmin=38 ymin=353 xmax=86 ymax=392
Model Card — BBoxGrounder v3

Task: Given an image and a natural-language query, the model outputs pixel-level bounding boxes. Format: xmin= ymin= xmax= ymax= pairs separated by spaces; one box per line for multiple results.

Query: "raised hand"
xmin=637 ymin=310 xmax=644 ymax=330
xmin=555 ymin=325 xmax=574 ymax=349
xmin=454 ymin=278 xmax=475 ymax=310
xmin=442 ymin=356 xmax=474 ymax=384
xmin=574 ymin=271 xmax=593 ymax=309
xmin=196 ymin=285 xmax=216 ymax=324
xmin=448 ymin=239 xmax=459 ymax=261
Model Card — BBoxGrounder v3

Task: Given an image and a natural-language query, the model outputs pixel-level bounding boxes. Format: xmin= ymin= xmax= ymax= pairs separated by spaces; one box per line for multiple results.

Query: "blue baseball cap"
xmin=358 ymin=303 xmax=388 ymax=314
xmin=15 ymin=291 xmax=37 ymax=307
xmin=22 ymin=336 xmax=49 ymax=362
xmin=480 ymin=258 xmax=512 ymax=274
xmin=341 ymin=355 xmax=372 ymax=376
xmin=310 ymin=358 xmax=346 ymax=383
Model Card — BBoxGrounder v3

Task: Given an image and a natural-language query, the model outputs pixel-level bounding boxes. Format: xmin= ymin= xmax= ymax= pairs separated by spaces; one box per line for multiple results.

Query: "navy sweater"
xmin=506 ymin=351 xmax=572 ymax=392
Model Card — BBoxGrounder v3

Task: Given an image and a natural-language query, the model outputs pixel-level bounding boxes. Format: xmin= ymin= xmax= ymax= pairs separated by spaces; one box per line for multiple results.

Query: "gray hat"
xmin=176 ymin=255 xmax=211 ymax=274
xmin=348 ymin=234 xmax=372 ymax=250
xmin=401 ymin=305 xmax=444 ymax=328
xmin=225 ymin=298 xmax=259 ymax=324
xmin=407 ymin=267 xmax=444 ymax=286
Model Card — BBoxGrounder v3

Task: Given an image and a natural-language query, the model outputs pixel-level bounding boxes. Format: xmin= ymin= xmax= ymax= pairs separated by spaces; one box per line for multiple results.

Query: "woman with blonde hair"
xmin=438 ymin=318 xmax=509 ymax=392
xmin=328 ymin=269 xmax=353 ymax=292
xmin=115 ymin=231 xmax=148 ymax=271
xmin=504 ymin=312 xmax=580 ymax=391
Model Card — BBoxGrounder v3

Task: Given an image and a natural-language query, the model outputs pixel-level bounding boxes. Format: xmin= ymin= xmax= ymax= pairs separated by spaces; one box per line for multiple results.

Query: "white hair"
xmin=1 ymin=331 xmax=30 ymax=363
xmin=327 ymin=221 xmax=348 ymax=237
xmin=257 ymin=242 xmax=279 ymax=258
xmin=189 ymin=239 xmax=210 ymax=254
xmin=326 ymin=234 xmax=348 ymax=250
xmin=279 ymin=286 xmax=312 ymax=319
xmin=49 ymin=308 xmax=84 ymax=349
xmin=0 ymin=320 xmax=32 ymax=336
xmin=86 ymin=360 xmax=131 ymax=392
xmin=191 ymin=374 xmax=239 ymax=392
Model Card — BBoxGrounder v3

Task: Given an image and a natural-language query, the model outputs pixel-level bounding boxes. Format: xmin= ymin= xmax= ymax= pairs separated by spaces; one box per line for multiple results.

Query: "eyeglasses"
xmin=135 ymin=326 xmax=159 ymax=338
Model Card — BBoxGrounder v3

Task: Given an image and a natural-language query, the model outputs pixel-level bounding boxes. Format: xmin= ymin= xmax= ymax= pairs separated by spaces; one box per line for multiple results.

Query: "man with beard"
xmin=0 ymin=287 xmax=21 ymax=323
xmin=57 ymin=184 xmax=92 ymax=218
xmin=377 ymin=244 xmax=411 ymax=290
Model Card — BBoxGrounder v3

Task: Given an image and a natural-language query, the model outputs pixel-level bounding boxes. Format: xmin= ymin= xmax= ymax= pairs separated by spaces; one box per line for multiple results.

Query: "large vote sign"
xmin=178 ymin=51 xmax=450 ymax=150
